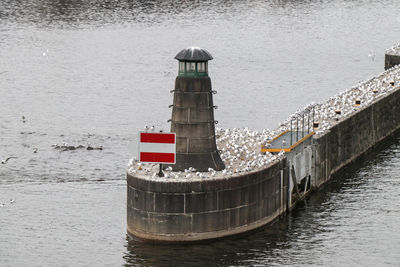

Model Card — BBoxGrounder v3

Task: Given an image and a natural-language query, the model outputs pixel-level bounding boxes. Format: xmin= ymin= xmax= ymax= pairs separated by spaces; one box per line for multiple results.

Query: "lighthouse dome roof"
xmin=175 ymin=47 xmax=213 ymax=62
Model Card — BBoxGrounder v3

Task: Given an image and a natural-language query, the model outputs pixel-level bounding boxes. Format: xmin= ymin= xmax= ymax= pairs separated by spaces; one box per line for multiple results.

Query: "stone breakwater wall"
xmin=314 ymin=85 xmax=400 ymax=187
xmin=385 ymin=44 xmax=400 ymax=70
xmin=127 ymin=47 xmax=400 ymax=242
xmin=127 ymin=158 xmax=288 ymax=242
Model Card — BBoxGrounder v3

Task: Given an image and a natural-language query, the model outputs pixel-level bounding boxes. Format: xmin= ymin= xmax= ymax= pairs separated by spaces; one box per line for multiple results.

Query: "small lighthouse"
xmin=169 ymin=47 xmax=225 ymax=171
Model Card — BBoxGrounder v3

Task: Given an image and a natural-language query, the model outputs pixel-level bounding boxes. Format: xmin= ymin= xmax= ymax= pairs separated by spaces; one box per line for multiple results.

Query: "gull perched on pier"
xmin=165 ymin=166 xmax=173 ymax=171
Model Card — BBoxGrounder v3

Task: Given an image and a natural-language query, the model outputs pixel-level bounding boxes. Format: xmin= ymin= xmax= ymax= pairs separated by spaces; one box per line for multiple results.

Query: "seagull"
xmin=33 ymin=148 xmax=38 ymax=153
xmin=144 ymin=125 xmax=149 ymax=132
xmin=1 ymin=157 xmax=17 ymax=164
xmin=0 ymin=203 xmax=4 ymax=208
xmin=150 ymin=125 xmax=155 ymax=131
xmin=43 ymin=48 xmax=49 ymax=57
xmin=10 ymin=199 xmax=15 ymax=204
xmin=368 ymin=50 xmax=375 ymax=61
xmin=22 ymin=116 xmax=26 ymax=123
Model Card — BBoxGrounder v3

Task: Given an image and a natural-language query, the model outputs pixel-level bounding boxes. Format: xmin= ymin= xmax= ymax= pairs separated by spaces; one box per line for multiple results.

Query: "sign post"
xmin=139 ymin=132 xmax=176 ymax=177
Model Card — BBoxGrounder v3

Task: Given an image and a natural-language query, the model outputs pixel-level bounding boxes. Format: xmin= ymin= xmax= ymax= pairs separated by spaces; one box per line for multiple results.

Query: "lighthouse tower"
xmin=169 ymin=47 xmax=225 ymax=172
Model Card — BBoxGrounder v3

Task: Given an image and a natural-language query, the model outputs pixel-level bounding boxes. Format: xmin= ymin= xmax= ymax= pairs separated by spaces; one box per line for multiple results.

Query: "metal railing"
xmin=289 ymin=105 xmax=315 ymax=146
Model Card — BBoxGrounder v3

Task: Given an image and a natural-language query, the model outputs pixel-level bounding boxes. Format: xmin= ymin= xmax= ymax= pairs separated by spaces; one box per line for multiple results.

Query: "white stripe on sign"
xmin=139 ymin=142 xmax=175 ymax=153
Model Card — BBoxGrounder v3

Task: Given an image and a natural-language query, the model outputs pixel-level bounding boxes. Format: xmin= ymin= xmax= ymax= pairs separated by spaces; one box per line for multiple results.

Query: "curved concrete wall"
xmin=127 ymin=159 xmax=288 ymax=242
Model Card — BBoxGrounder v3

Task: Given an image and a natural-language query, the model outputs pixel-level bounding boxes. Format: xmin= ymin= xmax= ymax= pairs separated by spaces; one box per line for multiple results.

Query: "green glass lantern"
xmin=175 ymin=47 xmax=213 ymax=77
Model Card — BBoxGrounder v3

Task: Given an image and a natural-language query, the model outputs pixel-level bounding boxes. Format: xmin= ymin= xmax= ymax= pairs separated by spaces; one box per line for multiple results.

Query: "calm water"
xmin=1 ymin=0 xmax=400 ymax=266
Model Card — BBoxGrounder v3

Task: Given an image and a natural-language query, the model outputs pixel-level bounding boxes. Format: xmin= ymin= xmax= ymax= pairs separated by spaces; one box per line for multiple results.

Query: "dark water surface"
xmin=1 ymin=0 xmax=400 ymax=266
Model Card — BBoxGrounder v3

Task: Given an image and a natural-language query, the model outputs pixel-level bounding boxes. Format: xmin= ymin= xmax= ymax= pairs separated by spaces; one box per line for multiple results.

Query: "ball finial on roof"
xmin=175 ymin=47 xmax=213 ymax=62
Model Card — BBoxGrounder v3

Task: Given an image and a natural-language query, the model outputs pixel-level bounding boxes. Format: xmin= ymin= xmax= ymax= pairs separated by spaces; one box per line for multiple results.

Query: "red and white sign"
xmin=139 ymin=132 xmax=176 ymax=164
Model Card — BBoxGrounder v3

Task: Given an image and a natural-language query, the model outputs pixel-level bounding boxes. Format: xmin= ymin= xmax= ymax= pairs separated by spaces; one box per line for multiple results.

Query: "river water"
xmin=1 ymin=0 xmax=400 ymax=266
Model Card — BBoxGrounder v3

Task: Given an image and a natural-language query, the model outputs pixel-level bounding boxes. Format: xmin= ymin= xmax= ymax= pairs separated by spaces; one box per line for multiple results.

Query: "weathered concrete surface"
xmin=385 ymin=54 xmax=400 ymax=70
xmin=127 ymin=158 xmax=288 ymax=242
xmin=314 ymin=83 xmax=400 ymax=186
xmin=169 ymin=76 xmax=225 ymax=171
xmin=385 ymin=44 xmax=400 ymax=70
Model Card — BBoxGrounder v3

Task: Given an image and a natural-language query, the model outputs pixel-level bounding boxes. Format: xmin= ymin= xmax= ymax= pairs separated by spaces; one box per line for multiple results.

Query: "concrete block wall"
xmin=385 ymin=53 xmax=400 ymax=70
xmin=170 ymin=76 xmax=224 ymax=171
xmin=127 ymin=158 xmax=288 ymax=242
xmin=314 ymin=87 xmax=400 ymax=186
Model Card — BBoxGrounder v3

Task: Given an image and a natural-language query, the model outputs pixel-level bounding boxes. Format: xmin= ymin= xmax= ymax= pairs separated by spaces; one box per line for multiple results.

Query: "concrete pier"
xmin=127 ymin=46 xmax=400 ymax=243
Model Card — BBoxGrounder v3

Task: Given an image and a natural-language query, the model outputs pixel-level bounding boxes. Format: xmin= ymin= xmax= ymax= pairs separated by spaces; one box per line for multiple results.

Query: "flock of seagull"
xmin=386 ymin=43 xmax=400 ymax=56
xmin=128 ymin=54 xmax=400 ymax=180
xmin=51 ymin=143 xmax=103 ymax=151
xmin=0 ymin=116 xmax=104 ymax=165
xmin=0 ymin=116 xmax=104 ymax=206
